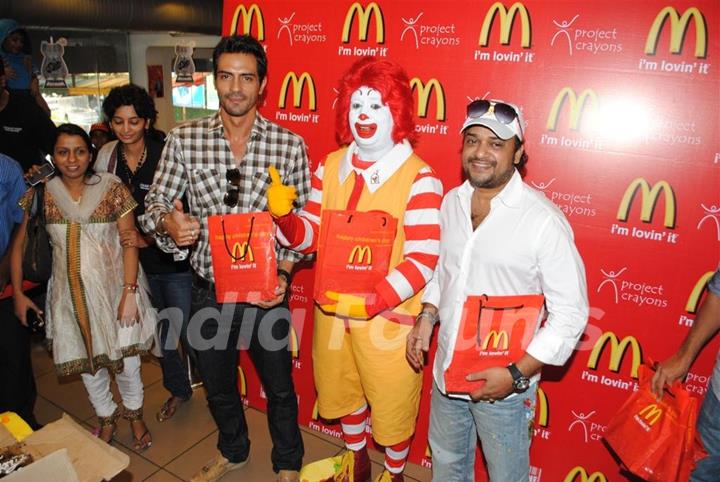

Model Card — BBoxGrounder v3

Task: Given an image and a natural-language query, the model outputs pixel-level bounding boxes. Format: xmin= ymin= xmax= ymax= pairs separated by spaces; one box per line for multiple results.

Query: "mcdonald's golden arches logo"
xmin=231 ymin=242 xmax=255 ymax=263
xmin=616 ymin=178 xmax=676 ymax=229
xmin=686 ymin=271 xmax=714 ymax=313
xmin=546 ymin=87 xmax=598 ymax=131
xmin=289 ymin=325 xmax=300 ymax=358
xmin=237 ymin=366 xmax=247 ymax=397
xmin=645 ymin=7 xmax=707 ymax=58
xmin=638 ymin=403 xmax=663 ymax=426
xmin=479 ymin=2 xmax=531 ymax=48
xmin=342 ymin=2 xmax=385 ymax=43
xmin=229 ymin=3 xmax=265 ymax=40
xmin=410 ymin=78 xmax=446 ymax=121
xmin=278 ymin=71 xmax=317 ymax=111
xmin=481 ymin=329 xmax=509 ymax=350
xmin=536 ymin=387 xmax=548 ymax=427
xmin=348 ymin=245 xmax=372 ymax=265
xmin=588 ymin=331 xmax=642 ymax=378
xmin=564 ymin=467 xmax=607 ymax=482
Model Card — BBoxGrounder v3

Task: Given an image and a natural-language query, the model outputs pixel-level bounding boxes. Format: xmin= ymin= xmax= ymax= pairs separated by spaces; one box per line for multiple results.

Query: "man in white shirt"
xmin=406 ymin=99 xmax=588 ymax=481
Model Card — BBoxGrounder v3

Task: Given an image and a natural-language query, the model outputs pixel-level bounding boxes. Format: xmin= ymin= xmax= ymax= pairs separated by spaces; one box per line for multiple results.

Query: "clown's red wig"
xmin=335 ymin=57 xmax=417 ymax=147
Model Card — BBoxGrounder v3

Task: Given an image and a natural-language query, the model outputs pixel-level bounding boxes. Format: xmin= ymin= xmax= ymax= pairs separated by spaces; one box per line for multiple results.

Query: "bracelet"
xmin=277 ymin=269 xmax=292 ymax=284
xmin=122 ymin=283 xmax=138 ymax=292
xmin=417 ymin=310 xmax=439 ymax=324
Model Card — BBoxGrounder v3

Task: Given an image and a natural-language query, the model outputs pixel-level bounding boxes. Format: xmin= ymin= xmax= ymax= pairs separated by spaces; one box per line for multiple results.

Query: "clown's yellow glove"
xmin=320 ymin=290 xmax=389 ymax=320
xmin=267 ymin=166 xmax=297 ymax=218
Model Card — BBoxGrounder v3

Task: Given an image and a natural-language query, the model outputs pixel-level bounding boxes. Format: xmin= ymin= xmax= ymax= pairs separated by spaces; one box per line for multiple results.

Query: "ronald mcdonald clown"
xmin=267 ymin=57 xmax=443 ymax=482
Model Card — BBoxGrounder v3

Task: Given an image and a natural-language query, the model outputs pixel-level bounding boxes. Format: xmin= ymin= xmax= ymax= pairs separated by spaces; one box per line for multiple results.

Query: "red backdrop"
xmin=221 ymin=1 xmax=720 ymax=480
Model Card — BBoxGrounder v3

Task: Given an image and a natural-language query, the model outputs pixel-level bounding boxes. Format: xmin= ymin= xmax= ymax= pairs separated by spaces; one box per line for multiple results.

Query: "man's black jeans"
xmin=189 ymin=275 xmax=303 ymax=472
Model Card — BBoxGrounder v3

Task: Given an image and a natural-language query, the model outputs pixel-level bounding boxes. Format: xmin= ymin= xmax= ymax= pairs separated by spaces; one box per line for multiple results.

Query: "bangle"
xmin=277 ymin=269 xmax=292 ymax=284
xmin=122 ymin=283 xmax=138 ymax=292
xmin=416 ymin=310 xmax=439 ymax=324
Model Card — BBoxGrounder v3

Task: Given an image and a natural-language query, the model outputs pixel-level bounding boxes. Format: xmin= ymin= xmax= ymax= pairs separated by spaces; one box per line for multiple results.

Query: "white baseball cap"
xmin=460 ymin=99 xmax=524 ymax=142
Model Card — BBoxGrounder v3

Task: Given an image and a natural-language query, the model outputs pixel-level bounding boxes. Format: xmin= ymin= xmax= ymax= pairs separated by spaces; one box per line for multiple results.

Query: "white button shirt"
xmin=423 ymin=170 xmax=589 ymax=397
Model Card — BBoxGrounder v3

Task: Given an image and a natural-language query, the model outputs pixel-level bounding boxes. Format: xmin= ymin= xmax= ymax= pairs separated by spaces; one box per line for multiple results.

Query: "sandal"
xmin=124 ymin=408 xmax=153 ymax=452
xmin=94 ymin=408 xmax=120 ymax=443
xmin=131 ymin=424 xmax=152 ymax=451
xmin=156 ymin=395 xmax=185 ymax=422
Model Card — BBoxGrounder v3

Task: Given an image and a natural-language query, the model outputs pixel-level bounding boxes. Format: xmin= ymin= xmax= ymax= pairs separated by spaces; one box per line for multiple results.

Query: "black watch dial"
xmin=513 ymin=377 xmax=531 ymax=392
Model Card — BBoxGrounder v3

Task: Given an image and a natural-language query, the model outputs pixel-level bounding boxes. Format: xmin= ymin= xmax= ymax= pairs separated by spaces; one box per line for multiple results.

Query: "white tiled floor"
xmin=30 ymin=343 xmax=432 ymax=481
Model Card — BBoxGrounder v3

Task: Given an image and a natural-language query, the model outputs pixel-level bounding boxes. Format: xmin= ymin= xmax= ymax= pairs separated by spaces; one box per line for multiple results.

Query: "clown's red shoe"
xmin=320 ymin=447 xmax=371 ymax=482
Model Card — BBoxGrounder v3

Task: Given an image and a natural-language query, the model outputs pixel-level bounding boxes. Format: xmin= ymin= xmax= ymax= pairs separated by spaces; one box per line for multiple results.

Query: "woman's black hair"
xmin=102 ymin=84 xmax=158 ymax=127
xmin=52 ymin=123 xmax=100 ymax=183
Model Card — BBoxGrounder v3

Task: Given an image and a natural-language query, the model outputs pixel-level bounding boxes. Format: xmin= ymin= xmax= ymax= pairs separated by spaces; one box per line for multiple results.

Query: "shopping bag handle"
xmin=222 ymin=215 xmax=255 ymax=262
xmin=475 ymin=294 xmax=527 ymax=346
xmin=346 ymin=212 xmax=388 ymax=226
xmin=478 ymin=294 xmax=526 ymax=310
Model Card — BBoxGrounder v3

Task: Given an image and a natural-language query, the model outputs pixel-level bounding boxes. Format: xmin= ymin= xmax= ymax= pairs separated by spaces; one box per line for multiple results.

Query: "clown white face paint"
xmin=348 ymin=86 xmax=395 ymax=161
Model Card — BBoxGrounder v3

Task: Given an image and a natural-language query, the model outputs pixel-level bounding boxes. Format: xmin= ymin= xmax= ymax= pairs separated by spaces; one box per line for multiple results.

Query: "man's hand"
xmin=120 ymin=228 xmax=149 ymax=249
xmin=266 ymin=166 xmax=297 ymax=218
xmin=253 ymin=274 xmax=289 ymax=309
xmin=164 ymin=199 xmax=200 ymax=246
xmin=651 ymin=355 xmax=690 ymax=400
xmin=320 ymin=291 xmax=372 ymax=320
xmin=466 ymin=367 xmax=514 ymax=402
xmin=406 ymin=315 xmax=434 ymax=371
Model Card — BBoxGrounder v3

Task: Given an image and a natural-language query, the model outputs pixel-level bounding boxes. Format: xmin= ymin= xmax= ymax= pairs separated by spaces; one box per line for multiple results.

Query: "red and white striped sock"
xmin=384 ymin=438 xmax=411 ymax=474
xmin=340 ymin=404 xmax=368 ymax=451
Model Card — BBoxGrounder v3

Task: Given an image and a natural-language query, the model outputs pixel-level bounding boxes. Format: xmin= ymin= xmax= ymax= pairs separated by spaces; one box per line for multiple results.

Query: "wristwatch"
xmin=507 ymin=363 xmax=530 ymax=393
xmin=155 ymin=213 xmax=169 ymax=236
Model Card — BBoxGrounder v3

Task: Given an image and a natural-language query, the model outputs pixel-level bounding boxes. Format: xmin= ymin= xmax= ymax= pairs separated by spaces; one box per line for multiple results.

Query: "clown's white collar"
xmin=338 ymin=140 xmax=413 ymax=193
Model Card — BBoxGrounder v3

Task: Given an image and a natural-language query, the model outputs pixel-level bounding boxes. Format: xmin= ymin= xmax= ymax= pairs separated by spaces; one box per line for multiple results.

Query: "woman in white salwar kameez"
xmin=10 ymin=123 xmax=156 ymax=451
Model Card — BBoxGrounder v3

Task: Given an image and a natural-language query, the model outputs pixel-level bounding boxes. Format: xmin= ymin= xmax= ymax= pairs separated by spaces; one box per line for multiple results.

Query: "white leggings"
xmin=81 ymin=355 xmax=143 ymax=418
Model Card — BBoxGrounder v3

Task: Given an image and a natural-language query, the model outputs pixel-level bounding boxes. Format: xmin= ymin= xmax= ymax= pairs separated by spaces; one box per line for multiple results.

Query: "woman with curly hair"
xmin=96 ymin=84 xmax=194 ymax=424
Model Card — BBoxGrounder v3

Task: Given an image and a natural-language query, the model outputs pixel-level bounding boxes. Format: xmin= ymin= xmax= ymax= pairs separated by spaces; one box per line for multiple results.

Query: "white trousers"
xmin=81 ymin=355 xmax=144 ymax=418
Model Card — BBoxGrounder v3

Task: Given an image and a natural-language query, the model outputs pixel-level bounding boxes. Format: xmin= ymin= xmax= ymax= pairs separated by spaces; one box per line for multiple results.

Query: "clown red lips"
xmin=355 ymin=117 xmax=377 ymax=139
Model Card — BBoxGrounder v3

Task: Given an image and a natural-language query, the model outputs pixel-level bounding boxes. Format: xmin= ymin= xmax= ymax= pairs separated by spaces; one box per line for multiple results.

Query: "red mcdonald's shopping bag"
xmin=444 ymin=294 xmax=545 ymax=394
xmin=314 ymin=210 xmax=398 ymax=306
xmin=207 ymin=212 xmax=277 ymax=303
xmin=603 ymin=364 xmax=703 ymax=482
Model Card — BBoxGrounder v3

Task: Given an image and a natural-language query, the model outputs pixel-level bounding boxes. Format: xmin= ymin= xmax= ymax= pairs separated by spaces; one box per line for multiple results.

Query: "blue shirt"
xmin=0 ymin=153 xmax=26 ymax=256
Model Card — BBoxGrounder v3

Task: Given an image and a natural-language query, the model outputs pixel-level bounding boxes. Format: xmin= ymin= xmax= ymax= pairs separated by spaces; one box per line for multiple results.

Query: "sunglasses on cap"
xmin=466 ymin=99 xmax=519 ymax=125
xmin=223 ymin=168 xmax=241 ymax=207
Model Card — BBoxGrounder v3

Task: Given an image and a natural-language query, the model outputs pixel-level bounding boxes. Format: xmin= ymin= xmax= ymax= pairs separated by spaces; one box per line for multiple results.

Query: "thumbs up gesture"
xmin=267 ymin=166 xmax=298 ymax=217
xmin=165 ymin=199 xmax=201 ymax=246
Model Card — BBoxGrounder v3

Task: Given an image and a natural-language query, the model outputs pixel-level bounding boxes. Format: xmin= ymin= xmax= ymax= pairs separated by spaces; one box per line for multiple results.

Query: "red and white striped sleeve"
xmin=275 ymin=161 xmax=325 ymax=253
xmin=369 ymin=166 xmax=443 ymax=315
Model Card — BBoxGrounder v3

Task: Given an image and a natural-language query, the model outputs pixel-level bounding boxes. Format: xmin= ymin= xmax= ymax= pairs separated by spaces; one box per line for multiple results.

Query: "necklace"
xmin=119 ymin=144 xmax=147 ymax=192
